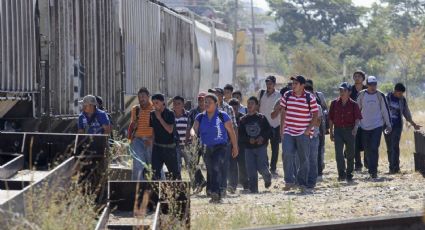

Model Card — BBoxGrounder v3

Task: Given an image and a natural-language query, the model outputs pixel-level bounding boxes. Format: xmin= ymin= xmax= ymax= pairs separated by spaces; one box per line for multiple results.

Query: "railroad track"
xmin=245 ymin=212 xmax=424 ymax=230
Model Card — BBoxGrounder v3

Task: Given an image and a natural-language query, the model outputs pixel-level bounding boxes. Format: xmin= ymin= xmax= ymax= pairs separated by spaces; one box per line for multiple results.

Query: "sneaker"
xmin=346 ymin=174 xmax=353 ymax=182
xmin=316 ymin=175 xmax=323 ymax=182
xmin=271 ymin=171 xmax=279 ymax=178
xmin=209 ymin=194 xmax=222 ymax=204
xmin=264 ymin=180 xmax=272 ymax=189
xmin=193 ymin=181 xmax=207 ymax=195
xmin=283 ymin=183 xmax=296 ymax=191
xmin=227 ymin=187 xmax=236 ymax=194
xmin=338 ymin=174 xmax=346 ymax=181
xmin=371 ymin=173 xmax=378 ymax=179
xmin=354 ymin=167 xmax=362 ymax=172
xmin=300 ymin=186 xmax=314 ymax=194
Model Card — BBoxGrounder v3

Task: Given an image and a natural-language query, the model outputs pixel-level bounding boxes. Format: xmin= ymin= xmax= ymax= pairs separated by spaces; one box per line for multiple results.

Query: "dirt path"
xmin=190 ymin=159 xmax=425 ymax=229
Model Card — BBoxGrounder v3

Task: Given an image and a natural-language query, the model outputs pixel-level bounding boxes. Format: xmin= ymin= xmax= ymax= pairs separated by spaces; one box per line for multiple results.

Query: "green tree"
xmin=267 ymin=0 xmax=365 ymax=47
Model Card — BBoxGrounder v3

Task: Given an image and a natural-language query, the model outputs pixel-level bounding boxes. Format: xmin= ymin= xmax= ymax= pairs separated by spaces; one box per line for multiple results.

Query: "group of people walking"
xmin=77 ymin=71 xmax=421 ymax=204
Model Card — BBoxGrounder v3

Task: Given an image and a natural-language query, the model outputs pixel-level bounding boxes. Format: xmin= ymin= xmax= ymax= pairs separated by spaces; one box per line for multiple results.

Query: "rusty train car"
xmin=0 ymin=0 xmax=234 ymax=133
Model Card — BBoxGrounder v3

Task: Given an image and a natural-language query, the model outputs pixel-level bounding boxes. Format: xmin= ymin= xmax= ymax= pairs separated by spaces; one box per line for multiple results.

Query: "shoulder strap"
xmin=306 ymin=92 xmax=311 ymax=112
xmin=218 ymin=111 xmax=225 ymax=123
xmin=284 ymin=90 xmax=292 ymax=110
xmin=259 ymin=89 xmax=266 ymax=102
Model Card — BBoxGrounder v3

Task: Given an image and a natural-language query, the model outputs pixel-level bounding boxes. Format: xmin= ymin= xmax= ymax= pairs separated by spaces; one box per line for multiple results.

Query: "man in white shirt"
xmin=258 ymin=75 xmax=282 ymax=176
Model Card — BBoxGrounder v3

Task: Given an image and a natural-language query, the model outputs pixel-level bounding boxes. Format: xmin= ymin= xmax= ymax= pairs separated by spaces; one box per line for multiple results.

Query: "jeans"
xmin=204 ymin=144 xmax=227 ymax=198
xmin=307 ymin=135 xmax=319 ymax=188
xmin=177 ymin=145 xmax=191 ymax=173
xmin=245 ymin=145 xmax=271 ymax=192
xmin=227 ymin=144 xmax=239 ymax=190
xmin=152 ymin=144 xmax=181 ymax=180
xmin=334 ymin=127 xmax=355 ymax=177
xmin=282 ymin=134 xmax=310 ymax=186
xmin=354 ymin=127 xmax=367 ymax=169
xmin=317 ymin=132 xmax=325 ymax=176
xmin=130 ymin=137 xmax=152 ymax=180
xmin=237 ymin=145 xmax=249 ymax=189
xmin=384 ymin=126 xmax=402 ymax=172
xmin=269 ymin=126 xmax=281 ymax=172
xmin=221 ymin=144 xmax=232 ymax=193
xmin=362 ymin=126 xmax=383 ymax=175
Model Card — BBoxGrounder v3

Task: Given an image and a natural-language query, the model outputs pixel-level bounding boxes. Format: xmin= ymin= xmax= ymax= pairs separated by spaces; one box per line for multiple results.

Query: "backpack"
xmin=127 ymin=105 xmax=141 ymax=140
xmin=358 ymin=90 xmax=392 ymax=128
xmin=284 ymin=90 xmax=312 ymax=112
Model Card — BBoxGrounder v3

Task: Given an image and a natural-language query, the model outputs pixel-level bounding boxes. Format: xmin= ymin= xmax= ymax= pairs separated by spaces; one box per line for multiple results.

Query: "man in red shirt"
xmin=280 ymin=75 xmax=319 ymax=190
xmin=329 ymin=82 xmax=362 ymax=182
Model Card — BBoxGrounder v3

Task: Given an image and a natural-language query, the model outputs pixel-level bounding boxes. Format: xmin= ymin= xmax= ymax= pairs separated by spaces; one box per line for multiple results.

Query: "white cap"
xmin=367 ymin=76 xmax=377 ymax=84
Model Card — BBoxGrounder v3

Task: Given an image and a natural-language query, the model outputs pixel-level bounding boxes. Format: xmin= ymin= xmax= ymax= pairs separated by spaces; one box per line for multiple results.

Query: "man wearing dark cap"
xmin=258 ymin=75 xmax=281 ymax=177
xmin=208 ymin=87 xmax=238 ymax=195
xmin=150 ymin=94 xmax=180 ymax=180
xmin=280 ymin=75 xmax=319 ymax=191
xmin=351 ymin=70 xmax=368 ymax=171
xmin=329 ymin=83 xmax=362 ymax=181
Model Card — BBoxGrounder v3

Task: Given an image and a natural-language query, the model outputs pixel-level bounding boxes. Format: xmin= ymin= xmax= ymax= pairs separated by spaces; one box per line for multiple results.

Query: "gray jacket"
xmin=386 ymin=92 xmax=413 ymax=126
xmin=357 ymin=89 xmax=392 ymax=129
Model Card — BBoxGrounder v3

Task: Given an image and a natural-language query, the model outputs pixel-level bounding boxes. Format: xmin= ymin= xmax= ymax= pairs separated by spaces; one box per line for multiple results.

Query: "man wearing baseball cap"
xmin=77 ymin=94 xmax=111 ymax=135
xmin=329 ymin=82 xmax=362 ymax=182
xmin=350 ymin=70 xmax=368 ymax=171
xmin=280 ymin=75 xmax=320 ymax=191
xmin=357 ymin=76 xmax=392 ymax=179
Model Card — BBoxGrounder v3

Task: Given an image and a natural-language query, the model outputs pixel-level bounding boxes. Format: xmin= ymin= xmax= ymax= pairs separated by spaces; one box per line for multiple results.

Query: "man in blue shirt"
xmin=191 ymin=93 xmax=238 ymax=203
xmin=78 ymin=95 xmax=111 ymax=135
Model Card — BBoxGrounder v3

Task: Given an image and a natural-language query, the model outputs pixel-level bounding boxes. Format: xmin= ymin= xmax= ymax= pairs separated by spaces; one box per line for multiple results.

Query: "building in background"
xmin=236 ymin=28 xmax=266 ymax=92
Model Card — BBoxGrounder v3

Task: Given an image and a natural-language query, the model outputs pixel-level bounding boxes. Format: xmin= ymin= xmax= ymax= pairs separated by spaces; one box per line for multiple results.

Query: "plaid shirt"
xmin=219 ymin=102 xmax=238 ymax=129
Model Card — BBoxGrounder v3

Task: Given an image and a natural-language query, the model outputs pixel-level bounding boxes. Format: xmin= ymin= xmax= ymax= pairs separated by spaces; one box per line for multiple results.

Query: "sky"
xmin=250 ymin=0 xmax=379 ymax=11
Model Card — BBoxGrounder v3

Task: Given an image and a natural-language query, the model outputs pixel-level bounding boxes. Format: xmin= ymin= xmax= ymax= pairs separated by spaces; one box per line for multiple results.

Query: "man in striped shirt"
xmin=173 ymin=96 xmax=190 ymax=173
xmin=129 ymin=87 xmax=154 ymax=180
xmin=280 ymin=75 xmax=319 ymax=191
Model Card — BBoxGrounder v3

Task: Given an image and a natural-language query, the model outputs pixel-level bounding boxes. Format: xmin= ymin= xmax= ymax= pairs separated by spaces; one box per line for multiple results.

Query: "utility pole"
xmin=250 ymin=0 xmax=259 ymax=91
xmin=232 ymin=0 xmax=238 ymax=85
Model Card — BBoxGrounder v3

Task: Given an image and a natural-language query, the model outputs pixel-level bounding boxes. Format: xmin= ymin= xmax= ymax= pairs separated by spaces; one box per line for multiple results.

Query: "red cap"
xmin=197 ymin=92 xmax=207 ymax=98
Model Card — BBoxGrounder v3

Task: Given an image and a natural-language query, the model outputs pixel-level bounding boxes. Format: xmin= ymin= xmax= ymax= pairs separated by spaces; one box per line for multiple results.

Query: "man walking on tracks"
xmin=259 ymin=76 xmax=281 ymax=177
xmin=329 ymin=82 xmax=362 ymax=182
xmin=357 ymin=76 xmax=392 ymax=179
xmin=384 ymin=83 xmax=421 ymax=174
xmin=280 ymin=75 xmax=319 ymax=191
xmin=351 ymin=70 xmax=368 ymax=171
xmin=128 ymin=87 xmax=154 ymax=180
xmin=78 ymin=95 xmax=111 ymax=135
xmin=150 ymin=94 xmax=181 ymax=180
xmin=191 ymin=94 xmax=238 ymax=203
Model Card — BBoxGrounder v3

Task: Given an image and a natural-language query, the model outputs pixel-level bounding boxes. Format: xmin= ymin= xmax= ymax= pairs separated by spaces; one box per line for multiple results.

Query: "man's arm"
xmin=304 ymin=112 xmax=318 ymax=136
xmin=329 ymin=119 xmax=334 ymax=142
xmin=280 ymin=108 xmax=286 ymax=137
xmin=190 ymin=120 xmax=199 ymax=137
xmin=271 ymin=100 xmax=281 ymax=119
xmin=103 ymin=125 xmax=111 ymax=134
xmin=225 ymin=121 xmax=238 ymax=158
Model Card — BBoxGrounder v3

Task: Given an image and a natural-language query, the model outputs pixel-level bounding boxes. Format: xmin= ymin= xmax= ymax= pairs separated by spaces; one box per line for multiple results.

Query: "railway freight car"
xmin=0 ymin=0 xmax=233 ymax=133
